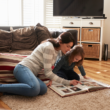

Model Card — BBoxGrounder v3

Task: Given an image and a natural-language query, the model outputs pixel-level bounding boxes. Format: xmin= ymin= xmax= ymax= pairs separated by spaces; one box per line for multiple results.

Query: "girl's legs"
xmin=0 ymin=64 xmax=47 ymax=96
xmin=55 ymin=68 xmax=80 ymax=80
xmin=55 ymin=69 xmax=68 ymax=80
xmin=65 ymin=69 xmax=80 ymax=80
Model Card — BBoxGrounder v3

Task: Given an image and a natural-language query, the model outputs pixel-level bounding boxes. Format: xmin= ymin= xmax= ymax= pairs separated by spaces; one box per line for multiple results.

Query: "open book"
xmin=46 ymin=78 xmax=110 ymax=97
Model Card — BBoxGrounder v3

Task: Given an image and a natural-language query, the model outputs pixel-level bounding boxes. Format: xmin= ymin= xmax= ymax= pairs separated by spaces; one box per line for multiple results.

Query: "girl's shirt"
xmin=53 ymin=55 xmax=86 ymax=76
xmin=19 ymin=42 xmax=71 ymax=86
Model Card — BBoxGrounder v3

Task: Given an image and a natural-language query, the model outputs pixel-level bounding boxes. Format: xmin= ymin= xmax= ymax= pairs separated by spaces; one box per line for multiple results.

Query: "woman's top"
xmin=53 ymin=55 xmax=86 ymax=76
xmin=19 ymin=42 xmax=70 ymax=86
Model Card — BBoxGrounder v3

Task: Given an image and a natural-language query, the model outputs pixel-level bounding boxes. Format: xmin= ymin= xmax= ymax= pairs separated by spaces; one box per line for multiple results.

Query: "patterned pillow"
xmin=0 ymin=53 xmax=27 ymax=83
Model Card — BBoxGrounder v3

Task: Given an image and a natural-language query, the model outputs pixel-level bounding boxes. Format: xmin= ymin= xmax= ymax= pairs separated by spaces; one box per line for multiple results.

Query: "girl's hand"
xmin=46 ymin=80 xmax=52 ymax=87
xmin=70 ymin=80 xmax=82 ymax=85
xmin=83 ymin=76 xmax=90 ymax=79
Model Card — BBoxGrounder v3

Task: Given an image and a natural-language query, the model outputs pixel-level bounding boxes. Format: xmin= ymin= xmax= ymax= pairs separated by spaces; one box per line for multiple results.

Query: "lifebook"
xmin=46 ymin=78 xmax=110 ymax=97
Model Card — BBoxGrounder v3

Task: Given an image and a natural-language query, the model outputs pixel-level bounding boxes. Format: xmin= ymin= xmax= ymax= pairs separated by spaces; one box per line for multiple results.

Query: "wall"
xmin=103 ymin=0 xmax=110 ymax=58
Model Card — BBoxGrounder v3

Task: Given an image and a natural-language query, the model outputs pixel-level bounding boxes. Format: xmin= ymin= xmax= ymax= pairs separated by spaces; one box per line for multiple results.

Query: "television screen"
xmin=53 ymin=0 xmax=104 ymax=17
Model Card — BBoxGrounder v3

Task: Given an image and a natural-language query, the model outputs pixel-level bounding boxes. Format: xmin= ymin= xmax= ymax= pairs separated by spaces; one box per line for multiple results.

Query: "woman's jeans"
xmin=55 ymin=68 xmax=80 ymax=81
xmin=0 ymin=64 xmax=47 ymax=96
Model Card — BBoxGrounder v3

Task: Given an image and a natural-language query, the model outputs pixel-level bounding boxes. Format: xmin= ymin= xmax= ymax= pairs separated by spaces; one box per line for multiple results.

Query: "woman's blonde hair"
xmin=66 ymin=45 xmax=85 ymax=66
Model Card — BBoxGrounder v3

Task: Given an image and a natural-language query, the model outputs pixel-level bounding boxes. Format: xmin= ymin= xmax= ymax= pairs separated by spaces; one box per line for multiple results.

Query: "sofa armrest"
xmin=0 ymin=26 xmax=10 ymax=31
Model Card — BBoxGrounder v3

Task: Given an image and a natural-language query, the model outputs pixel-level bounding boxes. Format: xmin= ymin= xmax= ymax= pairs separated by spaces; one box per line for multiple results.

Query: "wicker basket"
xmin=82 ymin=43 xmax=100 ymax=58
xmin=81 ymin=28 xmax=100 ymax=42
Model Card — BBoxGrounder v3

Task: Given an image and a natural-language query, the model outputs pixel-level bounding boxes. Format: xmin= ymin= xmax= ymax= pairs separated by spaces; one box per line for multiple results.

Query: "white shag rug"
xmin=0 ymin=88 xmax=110 ymax=110
xmin=0 ymin=75 xmax=110 ymax=110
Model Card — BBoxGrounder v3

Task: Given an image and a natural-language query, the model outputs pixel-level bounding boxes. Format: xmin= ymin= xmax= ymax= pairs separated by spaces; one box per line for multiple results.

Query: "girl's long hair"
xmin=66 ymin=45 xmax=85 ymax=66
xmin=48 ymin=32 xmax=75 ymax=48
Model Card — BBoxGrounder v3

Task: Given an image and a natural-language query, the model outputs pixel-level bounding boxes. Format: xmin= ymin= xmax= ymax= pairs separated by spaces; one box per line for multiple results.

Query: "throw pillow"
xmin=11 ymin=26 xmax=38 ymax=50
xmin=0 ymin=53 xmax=27 ymax=83
xmin=0 ymin=30 xmax=12 ymax=52
xmin=34 ymin=23 xmax=52 ymax=44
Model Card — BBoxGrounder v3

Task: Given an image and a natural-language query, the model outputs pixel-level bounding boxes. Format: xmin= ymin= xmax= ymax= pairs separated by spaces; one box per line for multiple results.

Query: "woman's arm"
xmin=43 ymin=47 xmax=70 ymax=86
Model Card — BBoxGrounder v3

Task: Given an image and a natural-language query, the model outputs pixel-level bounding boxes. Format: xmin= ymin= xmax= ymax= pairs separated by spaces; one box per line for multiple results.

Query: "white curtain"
xmin=0 ymin=0 xmax=44 ymax=26
xmin=23 ymin=0 xmax=44 ymax=26
xmin=0 ymin=0 xmax=21 ymax=26
xmin=0 ymin=0 xmax=61 ymax=27
xmin=45 ymin=0 xmax=62 ymax=28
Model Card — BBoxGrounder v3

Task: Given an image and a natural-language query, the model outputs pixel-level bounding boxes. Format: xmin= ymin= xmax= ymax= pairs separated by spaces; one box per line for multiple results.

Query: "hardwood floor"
xmin=74 ymin=59 xmax=110 ymax=85
xmin=0 ymin=100 xmax=11 ymax=110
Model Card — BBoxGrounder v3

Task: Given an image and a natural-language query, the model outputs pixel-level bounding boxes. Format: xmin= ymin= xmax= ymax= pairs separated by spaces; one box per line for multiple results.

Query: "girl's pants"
xmin=0 ymin=64 xmax=47 ymax=96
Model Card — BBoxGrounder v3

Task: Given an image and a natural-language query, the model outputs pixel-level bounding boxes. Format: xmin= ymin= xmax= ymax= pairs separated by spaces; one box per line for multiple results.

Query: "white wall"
xmin=103 ymin=0 xmax=110 ymax=58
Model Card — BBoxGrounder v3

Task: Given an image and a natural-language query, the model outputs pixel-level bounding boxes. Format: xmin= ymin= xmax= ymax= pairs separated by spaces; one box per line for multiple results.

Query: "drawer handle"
xmin=89 ymin=29 xmax=93 ymax=32
xmin=70 ymin=22 xmax=74 ymax=24
xmin=89 ymin=22 xmax=93 ymax=25
xmin=88 ymin=45 xmax=92 ymax=47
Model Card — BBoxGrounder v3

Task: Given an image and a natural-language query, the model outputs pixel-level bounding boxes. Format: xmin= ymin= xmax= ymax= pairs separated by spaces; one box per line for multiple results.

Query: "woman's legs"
xmin=55 ymin=68 xmax=80 ymax=80
xmin=37 ymin=78 xmax=47 ymax=95
xmin=0 ymin=64 xmax=47 ymax=96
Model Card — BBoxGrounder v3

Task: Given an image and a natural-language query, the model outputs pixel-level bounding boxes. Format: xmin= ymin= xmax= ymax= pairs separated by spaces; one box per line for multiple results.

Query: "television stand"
xmin=61 ymin=18 xmax=105 ymax=61
xmin=82 ymin=17 xmax=93 ymax=19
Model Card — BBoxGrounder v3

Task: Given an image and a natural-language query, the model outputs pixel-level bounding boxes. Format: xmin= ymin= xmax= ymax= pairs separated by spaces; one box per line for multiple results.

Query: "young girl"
xmin=52 ymin=45 xmax=88 ymax=82
xmin=0 ymin=32 xmax=81 ymax=97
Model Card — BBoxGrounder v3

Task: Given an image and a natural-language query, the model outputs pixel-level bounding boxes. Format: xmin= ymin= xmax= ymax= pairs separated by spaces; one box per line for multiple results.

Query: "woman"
xmin=0 ymin=32 xmax=80 ymax=97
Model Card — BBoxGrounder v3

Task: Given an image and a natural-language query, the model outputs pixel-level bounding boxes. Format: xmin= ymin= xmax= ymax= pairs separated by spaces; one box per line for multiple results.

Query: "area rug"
xmin=0 ymin=75 xmax=110 ymax=110
xmin=0 ymin=87 xmax=110 ymax=110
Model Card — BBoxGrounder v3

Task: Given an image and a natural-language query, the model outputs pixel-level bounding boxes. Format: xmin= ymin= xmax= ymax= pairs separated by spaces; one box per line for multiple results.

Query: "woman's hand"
xmin=70 ymin=80 xmax=82 ymax=85
xmin=46 ymin=80 xmax=52 ymax=87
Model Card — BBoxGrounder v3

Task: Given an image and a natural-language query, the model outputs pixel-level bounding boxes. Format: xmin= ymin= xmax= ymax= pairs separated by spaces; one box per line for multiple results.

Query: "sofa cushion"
xmin=0 ymin=53 xmax=27 ymax=83
xmin=34 ymin=23 xmax=52 ymax=44
xmin=11 ymin=26 xmax=38 ymax=50
xmin=0 ymin=30 xmax=12 ymax=52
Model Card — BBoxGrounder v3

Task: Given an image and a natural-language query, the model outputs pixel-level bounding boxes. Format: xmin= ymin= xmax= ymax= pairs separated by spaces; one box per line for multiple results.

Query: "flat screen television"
xmin=53 ymin=0 xmax=104 ymax=17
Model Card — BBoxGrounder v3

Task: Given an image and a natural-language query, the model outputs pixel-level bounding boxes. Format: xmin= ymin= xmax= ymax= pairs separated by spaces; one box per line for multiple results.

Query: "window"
xmin=0 ymin=0 xmax=61 ymax=27
xmin=44 ymin=0 xmax=62 ymax=28
xmin=0 ymin=0 xmax=44 ymax=26
xmin=23 ymin=0 xmax=44 ymax=26
xmin=0 ymin=0 xmax=21 ymax=26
